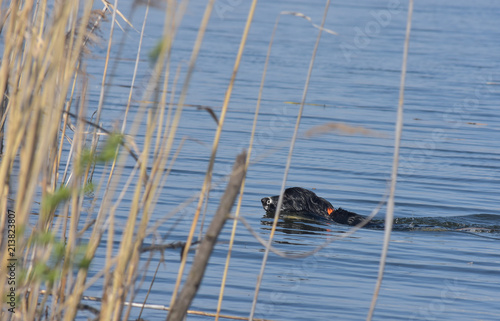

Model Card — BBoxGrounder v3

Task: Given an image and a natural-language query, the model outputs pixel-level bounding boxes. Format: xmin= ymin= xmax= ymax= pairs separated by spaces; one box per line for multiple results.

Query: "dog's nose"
xmin=261 ymin=198 xmax=268 ymax=206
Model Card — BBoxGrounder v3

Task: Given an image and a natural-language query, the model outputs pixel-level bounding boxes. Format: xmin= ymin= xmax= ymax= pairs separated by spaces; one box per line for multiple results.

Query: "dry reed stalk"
xmin=249 ymin=1 xmax=332 ymax=318
xmin=150 ymin=1 xmax=191 ymax=165
xmin=95 ymin=8 xmax=213 ymax=315
xmin=118 ymin=5 xmax=154 ymax=320
xmin=102 ymin=0 xmax=179 ymax=200
xmin=366 ymin=0 xmax=414 ymax=320
xmin=0 ymin=1 xmax=99 ymax=320
xmin=0 ymin=0 xmax=103 ymax=319
xmin=43 ymin=289 xmax=274 ymax=320
xmin=169 ymin=0 xmax=259 ymax=312
xmin=167 ymin=0 xmax=223 ymax=308
xmin=215 ymin=0 xmax=269 ymax=317
xmin=193 ymin=0 xmax=257 ymax=242
xmin=166 ymin=151 xmax=247 ymax=321
xmin=0 ymin=3 xmax=90 ymax=318
xmin=91 ymin=1 xmax=195 ymax=319
xmin=96 ymin=3 xmax=151 ymax=319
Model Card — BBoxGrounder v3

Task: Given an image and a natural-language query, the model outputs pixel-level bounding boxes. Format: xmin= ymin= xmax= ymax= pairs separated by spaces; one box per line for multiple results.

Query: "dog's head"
xmin=261 ymin=187 xmax=335 ymax=218
xmin=261 ymin=196 xmax=278 ymax=212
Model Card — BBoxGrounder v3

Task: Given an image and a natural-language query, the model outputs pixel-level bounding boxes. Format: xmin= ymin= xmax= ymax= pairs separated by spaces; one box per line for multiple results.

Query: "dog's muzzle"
xmin=261 ymin=197 xmax=275 ymax=212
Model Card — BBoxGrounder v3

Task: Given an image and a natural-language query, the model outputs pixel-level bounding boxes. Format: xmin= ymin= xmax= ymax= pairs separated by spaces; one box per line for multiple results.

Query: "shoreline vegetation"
xmin=0 ymin=1 xmax=412 ymax=320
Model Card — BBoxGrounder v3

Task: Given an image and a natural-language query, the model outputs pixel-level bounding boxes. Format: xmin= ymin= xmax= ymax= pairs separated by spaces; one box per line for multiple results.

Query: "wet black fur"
xmin=261 ymin=187 xmax=368 ymax=226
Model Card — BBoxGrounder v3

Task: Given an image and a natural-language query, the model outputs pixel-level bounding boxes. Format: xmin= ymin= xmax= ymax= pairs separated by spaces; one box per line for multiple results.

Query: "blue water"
xmin=58 ymin=0 xmax=500 ymax=320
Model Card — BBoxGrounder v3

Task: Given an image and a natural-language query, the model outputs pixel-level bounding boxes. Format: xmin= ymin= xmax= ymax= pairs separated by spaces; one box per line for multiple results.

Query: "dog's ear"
xmin=309 ymin=194 xmax=320 ymax=206
xmin=305 ymin=195 xmax=315 ymax=210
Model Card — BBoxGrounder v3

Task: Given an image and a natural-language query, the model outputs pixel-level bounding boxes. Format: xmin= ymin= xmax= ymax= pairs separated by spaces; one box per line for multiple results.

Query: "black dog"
xmin=261 ymin=187 xmax=368 ymax=226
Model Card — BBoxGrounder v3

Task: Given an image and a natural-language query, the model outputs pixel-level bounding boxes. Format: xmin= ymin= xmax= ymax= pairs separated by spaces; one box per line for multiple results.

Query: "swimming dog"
xmin=261 ymin=187 xmax=368 ymax=226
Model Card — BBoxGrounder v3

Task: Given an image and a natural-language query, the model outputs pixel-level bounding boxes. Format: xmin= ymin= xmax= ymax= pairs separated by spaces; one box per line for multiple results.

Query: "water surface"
xmin=78 ymin=0 xmax=500 ymax=320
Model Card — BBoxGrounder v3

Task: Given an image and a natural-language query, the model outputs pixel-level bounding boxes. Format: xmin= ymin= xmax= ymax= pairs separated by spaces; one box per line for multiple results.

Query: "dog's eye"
xmin=267 ymin=199 xmax=271 ymax=205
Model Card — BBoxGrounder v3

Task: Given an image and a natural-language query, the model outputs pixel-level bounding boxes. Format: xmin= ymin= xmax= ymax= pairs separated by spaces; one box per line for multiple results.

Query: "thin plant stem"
xmin=215 ymin=1 xmax=274 ymax=317
xmin=195 ymin=0 xmax=259 ymax=241
xmin=92 ymin=0 xmax=118 ymax=150
xmin=169 ymin=0 xmax=258 ymax=311
xmin=366 ymin=0 xmax=414 ymax=320
xmin=167 ymin=0 xmax=218 ymax=307
xmin=121 ymin=0 xmax=150 ymax=133
xmin=249 ymin=1 xmax=332 ymax=319
xmin=167 ymin=152 xmax=247 ymax=321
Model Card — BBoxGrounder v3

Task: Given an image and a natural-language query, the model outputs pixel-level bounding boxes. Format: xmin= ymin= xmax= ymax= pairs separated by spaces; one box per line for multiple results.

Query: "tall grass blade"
xmin=366 ymin=0 xmax=414 ymax=319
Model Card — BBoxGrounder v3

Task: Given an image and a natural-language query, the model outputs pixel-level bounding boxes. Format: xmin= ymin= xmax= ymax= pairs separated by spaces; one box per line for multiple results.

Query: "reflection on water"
xmin=261 ymin=212 xmax=333 ymax=235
